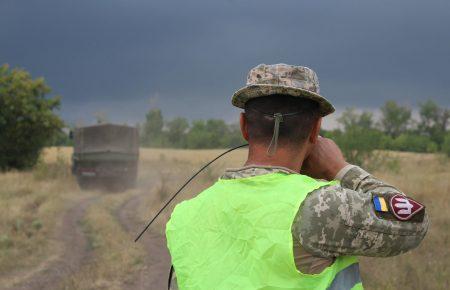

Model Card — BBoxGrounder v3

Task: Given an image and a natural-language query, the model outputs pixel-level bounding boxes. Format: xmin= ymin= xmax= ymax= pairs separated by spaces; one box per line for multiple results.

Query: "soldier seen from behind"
xmin=166 ymin=64 xmax=429 ymax=290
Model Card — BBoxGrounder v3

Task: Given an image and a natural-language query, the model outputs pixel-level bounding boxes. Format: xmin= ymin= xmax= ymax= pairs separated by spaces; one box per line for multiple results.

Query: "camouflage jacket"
xmin=169 ymin=165 xmax=429 ymax=289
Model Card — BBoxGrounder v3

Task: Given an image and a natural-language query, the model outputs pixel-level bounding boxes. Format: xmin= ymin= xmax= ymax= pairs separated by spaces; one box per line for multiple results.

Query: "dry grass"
xmin=361 ymin=152 xmax=450 ymax=290
xmin=59 ymin=191 xmax=145 ymax=290
xmin=0 ymin=166 xmax=78 ymax=274
xmin=139 ymin=147 xmax=247 ymax=165
xmin=1 ymin=147 xmax=147 ymax=289
xmin=41 ymin=146 xmax=74 ymax=163
xmin=1 ymin=147 xmax=448 ymax=289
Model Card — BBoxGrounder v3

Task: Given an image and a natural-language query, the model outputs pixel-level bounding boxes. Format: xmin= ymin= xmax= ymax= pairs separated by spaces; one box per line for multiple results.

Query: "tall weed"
xmin=33 ymin=149 xmax=71 ymax=181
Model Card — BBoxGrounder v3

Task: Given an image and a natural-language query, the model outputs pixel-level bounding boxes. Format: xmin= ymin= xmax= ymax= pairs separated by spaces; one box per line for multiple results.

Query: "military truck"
xmin=72 ymin=123 xmax=139 ymax=191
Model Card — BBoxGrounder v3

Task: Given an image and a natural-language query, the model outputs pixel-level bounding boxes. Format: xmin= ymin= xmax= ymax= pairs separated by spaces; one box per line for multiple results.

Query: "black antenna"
xmin=134 ymin=143 xmax=249 ymax=242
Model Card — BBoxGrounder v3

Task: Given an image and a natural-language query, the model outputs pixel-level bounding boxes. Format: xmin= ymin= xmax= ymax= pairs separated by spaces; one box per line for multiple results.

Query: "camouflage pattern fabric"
xmin=169 ymin=165 xmax=429 ymax=289
xmin=221 ymin=165 xmax=298 ymax=179
xmin=231 ymin=63 xmax=335 ymax=116
xmin=295 ymin=166 xmax=429 ymax=258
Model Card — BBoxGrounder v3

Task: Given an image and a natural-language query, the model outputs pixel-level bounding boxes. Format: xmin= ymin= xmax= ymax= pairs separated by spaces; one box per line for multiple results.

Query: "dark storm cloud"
xmin=1 ymin=0 xmax=449 ymax=126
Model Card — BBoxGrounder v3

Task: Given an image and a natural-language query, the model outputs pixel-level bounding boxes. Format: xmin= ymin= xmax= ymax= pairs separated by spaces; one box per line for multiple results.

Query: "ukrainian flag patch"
xmin=373 ymin=196 xmax=388 ymax=212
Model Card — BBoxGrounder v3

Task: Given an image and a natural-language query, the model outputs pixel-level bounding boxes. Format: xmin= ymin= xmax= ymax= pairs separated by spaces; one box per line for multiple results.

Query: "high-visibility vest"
xmin=166 ymin=173 xmax=363 ymax=290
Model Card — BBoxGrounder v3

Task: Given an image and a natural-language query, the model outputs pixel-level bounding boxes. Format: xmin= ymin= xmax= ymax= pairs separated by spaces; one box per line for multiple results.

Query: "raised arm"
xmin=294 ymin=165 xmax=428 ymax=257
xmin=296 ymin=137 xmax=429 ymax=258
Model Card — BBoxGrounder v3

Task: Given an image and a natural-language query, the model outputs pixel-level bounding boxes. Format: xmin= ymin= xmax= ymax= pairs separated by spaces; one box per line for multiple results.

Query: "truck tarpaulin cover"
xmin=74 ymin=124 xmax=139 ymax=155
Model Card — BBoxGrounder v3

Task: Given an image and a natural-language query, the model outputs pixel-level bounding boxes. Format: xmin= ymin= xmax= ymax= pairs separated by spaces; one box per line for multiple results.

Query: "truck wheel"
xmin=77 ymin=176 xmax=94 ymax=190
xmin=105 ymin=175 xmax=137 ymax=192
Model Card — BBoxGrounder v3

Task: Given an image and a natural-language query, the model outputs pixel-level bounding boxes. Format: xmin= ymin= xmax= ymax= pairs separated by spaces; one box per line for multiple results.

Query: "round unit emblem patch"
xmin=389 ymin=194 xmax=424 ymax=221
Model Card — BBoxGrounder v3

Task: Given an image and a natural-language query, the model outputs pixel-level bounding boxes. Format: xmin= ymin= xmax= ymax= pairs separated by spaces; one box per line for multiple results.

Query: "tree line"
xmin=322 ymin=101 xmax=449 ymax=165
xmin=140 ymin=109 xmax=243 ymax=149
xmin=140 ymin=100 xmax=450 ymax=157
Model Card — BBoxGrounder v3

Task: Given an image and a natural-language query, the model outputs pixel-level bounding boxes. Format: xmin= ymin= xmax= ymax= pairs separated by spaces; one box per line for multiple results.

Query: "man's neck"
xmin=244 ymin=144 xmax=306 ymax=173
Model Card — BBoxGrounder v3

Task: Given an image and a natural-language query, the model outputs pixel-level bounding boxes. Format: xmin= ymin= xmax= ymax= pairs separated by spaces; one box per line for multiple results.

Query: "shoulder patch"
xmin=389 ymin=194 xmax=425 ymax=221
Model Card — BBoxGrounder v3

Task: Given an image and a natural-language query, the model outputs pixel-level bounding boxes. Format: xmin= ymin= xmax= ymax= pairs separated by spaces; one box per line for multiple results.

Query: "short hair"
xmin=244 ymin=94 xmax=320 ymax=147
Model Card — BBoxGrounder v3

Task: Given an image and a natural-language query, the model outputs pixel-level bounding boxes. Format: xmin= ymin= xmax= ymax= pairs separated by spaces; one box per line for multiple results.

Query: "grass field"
xmin=0 ymin=147 xmax=448 ymax=289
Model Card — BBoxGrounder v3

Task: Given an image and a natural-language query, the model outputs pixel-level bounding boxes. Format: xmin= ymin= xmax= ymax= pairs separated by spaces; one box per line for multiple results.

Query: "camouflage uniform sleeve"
xmin=293 ymin=165 xmax=429 ymax=258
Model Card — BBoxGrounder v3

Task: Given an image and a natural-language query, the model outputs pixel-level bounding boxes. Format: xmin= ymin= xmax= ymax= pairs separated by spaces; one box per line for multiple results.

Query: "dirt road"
xmin=3 ymin=196 xmax=97 ymax=290
xmin=117 ymin=184 xmax=172 ymax=290
xmin=1 ymin=172 xmax=174 ymax=290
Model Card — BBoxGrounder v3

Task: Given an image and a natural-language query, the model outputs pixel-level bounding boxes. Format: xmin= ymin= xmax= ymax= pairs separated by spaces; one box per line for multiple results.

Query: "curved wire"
xmin=134 ymin=143 xmax=249 ymax=242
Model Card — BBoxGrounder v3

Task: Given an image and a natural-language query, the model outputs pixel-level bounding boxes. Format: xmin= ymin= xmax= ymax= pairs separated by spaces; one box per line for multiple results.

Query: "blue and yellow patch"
xmin=373 ymin=196 xmax=388 ymax=212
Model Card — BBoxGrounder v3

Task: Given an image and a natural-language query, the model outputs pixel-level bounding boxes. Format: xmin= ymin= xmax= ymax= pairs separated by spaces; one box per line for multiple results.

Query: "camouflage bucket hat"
xmin=231 ymin=63 xmax=335 ymax=116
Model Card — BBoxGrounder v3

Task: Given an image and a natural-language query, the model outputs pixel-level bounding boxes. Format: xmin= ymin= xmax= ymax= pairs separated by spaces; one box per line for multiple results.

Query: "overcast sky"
xmin=1 ymin=0 xmax=449 ymax=128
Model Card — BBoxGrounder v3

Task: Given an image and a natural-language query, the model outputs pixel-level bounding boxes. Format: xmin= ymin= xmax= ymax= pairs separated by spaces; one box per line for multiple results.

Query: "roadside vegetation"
xmin=0 ymin=64 xmax=64 ymax=170
xmin=0 ymin=151 xmax=81 ymax=288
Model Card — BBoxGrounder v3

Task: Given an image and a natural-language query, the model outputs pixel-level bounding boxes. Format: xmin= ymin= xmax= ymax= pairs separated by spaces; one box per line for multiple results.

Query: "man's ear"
xmin=240 ymin=112 xmax=249 ymax=141
xmin=308 ymin=117 xmax=322 ymax=144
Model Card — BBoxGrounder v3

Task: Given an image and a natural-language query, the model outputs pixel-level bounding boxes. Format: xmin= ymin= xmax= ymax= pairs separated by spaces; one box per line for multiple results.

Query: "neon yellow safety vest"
xmin=166 ymin=173 xmax=363 ymax=290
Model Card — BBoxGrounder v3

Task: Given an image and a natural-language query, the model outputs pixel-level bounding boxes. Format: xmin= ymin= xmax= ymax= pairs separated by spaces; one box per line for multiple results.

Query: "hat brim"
xmin=231 ymin=84 xmax=335 ymax=116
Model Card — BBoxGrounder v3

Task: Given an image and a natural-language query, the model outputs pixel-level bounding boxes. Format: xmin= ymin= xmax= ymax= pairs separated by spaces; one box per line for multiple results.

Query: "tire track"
xmin=4 ymin=196 xmax=97 ymax=290
xmin=117 ymin=192 xmax=171 ymax=290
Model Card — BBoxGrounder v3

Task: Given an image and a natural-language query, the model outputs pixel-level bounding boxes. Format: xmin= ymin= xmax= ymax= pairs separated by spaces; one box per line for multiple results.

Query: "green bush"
xmin=379 ymin=134 xmax=395 ymax=150
xmin=50 ymin=129 xmax=73 ymax=146
xmin=0 ymin=64 xmax=63 ymax=170
xmin=330 ymin=128 xmax=384 ymax=168
xmin=391 ymin=134 xmax=437 ymax=153
xmin=185 ymin=119 xmax=243 ymax=149
xmin=426 ymin=142 xmax=438 ymax=153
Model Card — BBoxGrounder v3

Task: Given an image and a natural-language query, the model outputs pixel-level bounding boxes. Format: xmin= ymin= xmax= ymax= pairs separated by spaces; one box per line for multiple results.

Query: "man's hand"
xmin=301 ymin=136 xmax=349 ymax=181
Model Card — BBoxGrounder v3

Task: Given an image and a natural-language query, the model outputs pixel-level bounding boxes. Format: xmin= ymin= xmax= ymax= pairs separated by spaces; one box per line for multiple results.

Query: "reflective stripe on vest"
xmin=328 ymin=263 xmax=362 ymax=290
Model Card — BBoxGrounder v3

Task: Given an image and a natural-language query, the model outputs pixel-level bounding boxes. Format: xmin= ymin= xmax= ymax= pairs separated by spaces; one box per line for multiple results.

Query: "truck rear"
xmin=72 ymin=124 xmax=139 ymax=191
